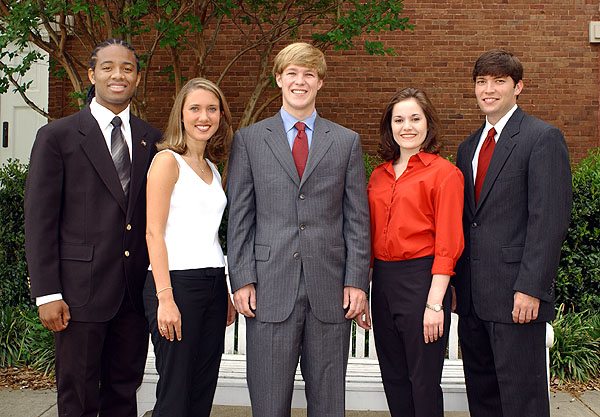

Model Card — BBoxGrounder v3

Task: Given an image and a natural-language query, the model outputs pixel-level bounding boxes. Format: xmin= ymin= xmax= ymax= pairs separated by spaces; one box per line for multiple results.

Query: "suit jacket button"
xmin=126 ymin=224 xmax=132 ymax=231
xmin=293 ymin=252 xmax=300 ymax=260
xmin=299 ymin=194 xmax=305 ymax=200
xmin=124 ymin=250 xmax=130 ymax=257
xmin=471 ymin=222 xmax=478 ymax=228
xmin=299 ymin=224 xmax=306 ymax=230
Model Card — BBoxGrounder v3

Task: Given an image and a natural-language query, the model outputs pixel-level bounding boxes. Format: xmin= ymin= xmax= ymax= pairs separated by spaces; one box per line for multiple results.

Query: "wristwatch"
xmin=425 ymin=303 xmax=443 ymax=312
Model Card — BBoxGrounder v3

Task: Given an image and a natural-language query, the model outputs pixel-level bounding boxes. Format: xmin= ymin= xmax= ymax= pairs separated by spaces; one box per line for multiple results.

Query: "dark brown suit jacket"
xmin=25 ymin=105 xmax=161 ymax=322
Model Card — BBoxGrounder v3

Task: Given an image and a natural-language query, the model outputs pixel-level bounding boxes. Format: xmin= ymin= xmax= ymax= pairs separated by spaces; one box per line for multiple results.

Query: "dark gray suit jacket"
xmin=227 ymin=113 xmax=371 ymax=323
xmin=454 ymin=107 xmax=572 ymax=323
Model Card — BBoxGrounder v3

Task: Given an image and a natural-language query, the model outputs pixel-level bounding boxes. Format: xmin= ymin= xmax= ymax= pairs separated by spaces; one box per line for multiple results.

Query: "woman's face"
xmin=391 ymin=98 xmax=428 ymax=156
xmin=181 ymin=88 xmax=221 ymax=144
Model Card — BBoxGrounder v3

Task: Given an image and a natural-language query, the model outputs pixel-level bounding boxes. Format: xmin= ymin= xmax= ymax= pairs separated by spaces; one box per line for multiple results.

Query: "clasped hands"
xmin=233 ymin=284 xmax=371 ymax=329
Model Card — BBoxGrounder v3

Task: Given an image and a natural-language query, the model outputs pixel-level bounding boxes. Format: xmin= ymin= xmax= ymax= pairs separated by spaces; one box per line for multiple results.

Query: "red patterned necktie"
xmin=474 ymin=127 xmax=496 ymax=203
xmin=292 ymin=122 xmax=309 ymax=179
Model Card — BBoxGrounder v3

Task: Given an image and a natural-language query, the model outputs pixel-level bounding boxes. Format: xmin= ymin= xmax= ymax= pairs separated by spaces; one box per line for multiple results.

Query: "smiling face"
xmin=475 ymin=74 xmax=523 ymax=125
xmin=391 ymin=98 xmax=428 ymax=157
xmin=88 ymin=44 xmax=141 ymax=114
xmin=276 ymin=64 xmax=323 ymax=120
xmin=181 ymin=88 xmax=221 ymax=146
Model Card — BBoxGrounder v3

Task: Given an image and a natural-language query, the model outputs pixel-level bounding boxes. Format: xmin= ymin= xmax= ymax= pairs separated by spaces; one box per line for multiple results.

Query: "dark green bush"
xmin=0 ymin=305 xmax=54 ymax=375
xmin=550 ymin=304 xmax=600 ymax=383
xmin=555 ymin=149 xmax=600 ymax=312
xmin=0 ymin=159 xmax=30 ymax=308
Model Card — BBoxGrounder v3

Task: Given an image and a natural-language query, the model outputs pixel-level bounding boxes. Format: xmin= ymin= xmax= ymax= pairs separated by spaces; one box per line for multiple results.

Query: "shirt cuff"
xmin=431 ymin=256 xmax=456 ymax=276
xmin=36 ymin=293 xmax=63 ymax=306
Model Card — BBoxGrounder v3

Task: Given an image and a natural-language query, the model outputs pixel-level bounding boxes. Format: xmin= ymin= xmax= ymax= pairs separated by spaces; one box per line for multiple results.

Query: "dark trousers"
xmin=143 ymin=268 xmax=227 ymax=417
xmin=458 ymin=311 xmax=549 ymax=417
xmin=371 ymin=257 xmax=450 ymax=417
xmin=54 ymin=291 xmax=149 ymax=417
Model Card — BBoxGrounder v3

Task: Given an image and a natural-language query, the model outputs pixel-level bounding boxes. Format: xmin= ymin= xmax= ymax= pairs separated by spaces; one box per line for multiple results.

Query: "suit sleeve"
xmin=226 ymin=129 xmax=258 ymax=292
xmin=512 ymin=126 xmax=572 ymax=301
xmin=25 ymin=127 xmax=64 ymax=298
xmin=341 ymin=132 xmax=371 ymax=291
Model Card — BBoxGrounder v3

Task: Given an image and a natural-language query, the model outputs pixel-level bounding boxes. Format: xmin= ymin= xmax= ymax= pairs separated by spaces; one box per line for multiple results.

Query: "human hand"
xmin=423 ymin=308 xmax=444 ymax=343
xmin=38 ymin=300 xmax=70 ymax=332
xmin=343 ymin=287 xmax=367 ymax=320
xmin=157 ymin=296 xmax=182 ymax=341
xmin=226 ymin=294 xmax=236 ymax=326
xmin=355 ymin=306 xmax=371 ymax=330
xmin=233 ymin=284 xmax=256 ymax=318
xmin=512 ymin=291 xmax=540 ymax=324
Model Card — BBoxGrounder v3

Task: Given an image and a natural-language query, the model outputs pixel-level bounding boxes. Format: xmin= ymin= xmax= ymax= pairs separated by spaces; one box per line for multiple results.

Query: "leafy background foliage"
xmin=555 ymin=149 xmax=600 ymax=312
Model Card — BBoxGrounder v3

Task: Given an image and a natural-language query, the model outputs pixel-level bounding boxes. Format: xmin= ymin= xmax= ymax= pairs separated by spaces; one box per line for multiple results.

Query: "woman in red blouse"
xmin=367 ymin=87 xmax=464 ymax=417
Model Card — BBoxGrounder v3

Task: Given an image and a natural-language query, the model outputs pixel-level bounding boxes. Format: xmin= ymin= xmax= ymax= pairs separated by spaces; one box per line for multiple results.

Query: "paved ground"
xmin=0 ymin=389 xmax=599 ymax=417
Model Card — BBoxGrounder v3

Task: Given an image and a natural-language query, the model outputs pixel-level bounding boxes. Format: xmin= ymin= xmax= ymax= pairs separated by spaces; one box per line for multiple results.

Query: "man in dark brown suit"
xmin=25 ymin=39 xmax=161 ymax=417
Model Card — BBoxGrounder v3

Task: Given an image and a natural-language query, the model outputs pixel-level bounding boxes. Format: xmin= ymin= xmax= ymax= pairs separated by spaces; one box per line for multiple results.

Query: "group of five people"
xmin=24 ymin=39 xmax=572 ymax=417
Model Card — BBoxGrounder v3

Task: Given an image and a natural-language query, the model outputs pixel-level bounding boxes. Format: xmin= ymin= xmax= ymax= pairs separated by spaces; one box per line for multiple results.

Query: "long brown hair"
xmin=379 ymin=87 xmax=442 ymax=162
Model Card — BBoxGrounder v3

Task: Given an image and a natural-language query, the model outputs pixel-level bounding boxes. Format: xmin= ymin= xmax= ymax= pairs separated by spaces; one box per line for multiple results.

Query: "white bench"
xmin=137 ymin=296 xmax=469 ymax=415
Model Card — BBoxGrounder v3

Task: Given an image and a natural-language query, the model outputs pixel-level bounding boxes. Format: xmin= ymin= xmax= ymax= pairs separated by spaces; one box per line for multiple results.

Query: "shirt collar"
xmin=484 ymin=104 xmax=518 ymax=139
xmin=89 ymin=97 xmax=131 ymax=130
xmin=280 ymin=107 xmax=317 ymax=133
xmin=383 ymin=151 xmax=436 ymax=175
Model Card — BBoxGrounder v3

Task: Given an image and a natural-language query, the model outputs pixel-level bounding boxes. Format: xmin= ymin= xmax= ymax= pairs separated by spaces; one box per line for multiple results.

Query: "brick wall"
xmin=49 ymin=0 xmax=600 ymax=163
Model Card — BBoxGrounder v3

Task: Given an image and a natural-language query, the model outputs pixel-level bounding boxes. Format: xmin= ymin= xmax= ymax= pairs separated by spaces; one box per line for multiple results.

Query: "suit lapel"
xmin=300 ymin=115 xmax=333 ymax=186
xmin=263 ymin=114 xmax=301 ymax=186
xmin=464 ymin=125 xmax=484 ymax=213
xmin=476 ymin=108 xmax=522 ymax=210
xmin=79 ymin=105 xmax=128 ymax=213
xmin=128 ymin=115 xmax=152 ymax=217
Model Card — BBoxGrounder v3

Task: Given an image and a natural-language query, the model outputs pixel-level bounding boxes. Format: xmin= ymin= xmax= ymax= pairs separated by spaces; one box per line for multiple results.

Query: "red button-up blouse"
xmin=367 ymin=152 xmax=465 ymax=276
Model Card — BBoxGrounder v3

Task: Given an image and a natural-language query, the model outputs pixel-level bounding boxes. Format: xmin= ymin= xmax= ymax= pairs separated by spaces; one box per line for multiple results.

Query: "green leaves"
xmin=0 ymin=160 xmax=29 ymax=309
xmin=556 ymin=148 xmax=600 ymax=312
xmin=551 ymin=305 xmax=600 ymax=383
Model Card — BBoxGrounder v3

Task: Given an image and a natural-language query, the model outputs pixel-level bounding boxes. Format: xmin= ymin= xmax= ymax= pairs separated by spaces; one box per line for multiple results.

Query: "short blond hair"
xmin=158 ymin=78 xmax=233 ymax=165
xmin=272 ymin=42 xmax=327 ymax=79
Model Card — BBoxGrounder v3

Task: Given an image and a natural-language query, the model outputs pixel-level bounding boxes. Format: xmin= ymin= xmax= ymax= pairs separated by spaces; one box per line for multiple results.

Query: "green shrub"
xmin=550 ymin=304 xmax=600 ymax=383
xmin=556 ymin=149 xmax=600 ymax=312
xmin=363 ymin=152 xmax=383 ymax=183
xmin=0 ymin=305 xmax=54 ymax=375
xmin=0 ymin=159 xmax=30 ymax=308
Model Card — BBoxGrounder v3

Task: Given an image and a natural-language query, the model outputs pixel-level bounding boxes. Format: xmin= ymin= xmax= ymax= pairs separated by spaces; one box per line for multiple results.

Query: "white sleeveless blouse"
xmin=149 ymin=149 xmax=226 ymax=271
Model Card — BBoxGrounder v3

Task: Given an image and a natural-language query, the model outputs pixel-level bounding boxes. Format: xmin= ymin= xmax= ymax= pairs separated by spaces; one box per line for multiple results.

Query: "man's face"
xmin=88 ymin=44 xmax=141 ymax=114
xmin=276 ymin=64 xmax=323 ymax=119
xmin=475 ymin=74 xmax=523 ymax=125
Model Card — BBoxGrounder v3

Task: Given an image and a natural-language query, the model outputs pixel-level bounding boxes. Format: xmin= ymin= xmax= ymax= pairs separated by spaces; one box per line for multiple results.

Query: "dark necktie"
xmin=474 ymin=127 xmax=496 ymax=203
xmin=292 ymin=122 xmax=309 ymax=179
xmin=111 ymin=116 xmax=131 ymax=198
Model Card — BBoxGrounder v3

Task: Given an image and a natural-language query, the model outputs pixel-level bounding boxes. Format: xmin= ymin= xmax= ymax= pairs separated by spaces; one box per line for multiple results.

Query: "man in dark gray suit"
xmin=227 ymin=42 xmax=371 ymax=417
xmin=454 ymin=49 xmax=572 ymax=417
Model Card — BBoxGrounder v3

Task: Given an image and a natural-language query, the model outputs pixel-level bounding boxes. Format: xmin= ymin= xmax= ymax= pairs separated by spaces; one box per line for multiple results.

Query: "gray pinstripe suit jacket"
xmin=226 ymin=113 xmax=371 ymax=324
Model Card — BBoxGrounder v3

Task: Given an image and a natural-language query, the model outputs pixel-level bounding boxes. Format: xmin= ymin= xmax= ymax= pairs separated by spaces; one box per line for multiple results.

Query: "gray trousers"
xmin=246 ymin=274 xmax=351 ymax=417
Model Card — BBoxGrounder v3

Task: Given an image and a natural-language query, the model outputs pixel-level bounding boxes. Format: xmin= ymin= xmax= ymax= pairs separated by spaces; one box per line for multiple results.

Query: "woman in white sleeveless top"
xmin=143 ymin=78 xmax=235 ymax=417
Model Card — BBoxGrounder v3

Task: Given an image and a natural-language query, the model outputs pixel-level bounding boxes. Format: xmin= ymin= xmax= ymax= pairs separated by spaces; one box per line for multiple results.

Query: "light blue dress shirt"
xmin=279 ymin=107 xmax=317 ymax=150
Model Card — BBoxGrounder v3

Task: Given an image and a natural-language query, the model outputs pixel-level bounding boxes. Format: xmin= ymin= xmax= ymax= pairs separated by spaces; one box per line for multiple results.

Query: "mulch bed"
xmin=0 ymin=367 xmax=55 ymax=390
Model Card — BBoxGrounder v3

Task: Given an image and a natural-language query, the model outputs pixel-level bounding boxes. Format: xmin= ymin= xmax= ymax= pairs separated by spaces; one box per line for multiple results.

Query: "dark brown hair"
xmin=472 ymin=49 xmax=523 ymax=85
xmin=379 ymin=87 xmax=442 ymax=162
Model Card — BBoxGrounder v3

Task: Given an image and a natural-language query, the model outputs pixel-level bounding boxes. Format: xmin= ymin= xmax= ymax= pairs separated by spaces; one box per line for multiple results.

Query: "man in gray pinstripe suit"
xmin=227 ymin=42 xmax=371 ymax=417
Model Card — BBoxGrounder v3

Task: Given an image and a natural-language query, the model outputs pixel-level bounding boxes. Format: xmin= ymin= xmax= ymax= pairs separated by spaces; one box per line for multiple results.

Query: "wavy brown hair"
xmin=378 ymin=87 xmax=442 ymax=162
xmin=158 ymin=77 xmax=233 ymax=166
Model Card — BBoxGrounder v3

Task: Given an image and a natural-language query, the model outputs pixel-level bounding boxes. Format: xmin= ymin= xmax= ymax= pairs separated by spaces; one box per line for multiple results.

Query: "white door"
xmin=0 ymin=44 xmax=49 ymax=166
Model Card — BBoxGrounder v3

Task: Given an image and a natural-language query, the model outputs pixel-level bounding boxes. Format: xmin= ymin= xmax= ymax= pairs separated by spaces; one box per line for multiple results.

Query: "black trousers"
xmin=54 ymin=291 xmax=149 ymax=417
xmin=458 ymin=310 xmax=549 ymax=417
xmin=371 ymin=257 xmax=450 ymax=417
xmin=143 ymin=268 xmax=228 ymax=417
